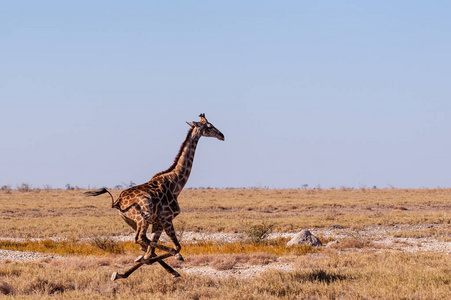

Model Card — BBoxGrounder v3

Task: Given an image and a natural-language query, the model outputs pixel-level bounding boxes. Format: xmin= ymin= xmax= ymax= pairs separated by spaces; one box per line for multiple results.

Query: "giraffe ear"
xmin=186 ymin=121 xmax=195 ymax=127
xmin=199 ymin=113 xmax=207 ymax=124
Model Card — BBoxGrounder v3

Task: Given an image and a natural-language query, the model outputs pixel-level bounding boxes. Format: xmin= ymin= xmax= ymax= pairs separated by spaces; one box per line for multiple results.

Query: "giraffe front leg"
xmin=164 ymin=222 xmax=184 ymax=261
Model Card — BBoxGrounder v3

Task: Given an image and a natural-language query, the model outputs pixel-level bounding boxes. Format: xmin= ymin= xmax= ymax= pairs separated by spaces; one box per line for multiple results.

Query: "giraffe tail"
xmin=84 ymin=188 xmax=143 ymax=214
xmin=84 ymin=188 xmax=115 ymax=208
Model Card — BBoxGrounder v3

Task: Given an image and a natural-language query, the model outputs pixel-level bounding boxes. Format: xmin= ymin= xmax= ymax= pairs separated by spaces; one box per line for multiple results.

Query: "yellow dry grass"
xmin=0 ymin=188 xmax=449 ymax=238
xmin=0 ymin=238 xmax=317 ymax=257
xmin=0 ymin=251 xmax=449 ymax=299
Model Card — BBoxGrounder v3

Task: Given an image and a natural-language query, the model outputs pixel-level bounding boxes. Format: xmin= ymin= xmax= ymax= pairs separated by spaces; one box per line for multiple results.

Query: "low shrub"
xmin=242 ymin=221 xmax=274 ymax=244
xmin=91 ymin=236 xmax=125 ymax=254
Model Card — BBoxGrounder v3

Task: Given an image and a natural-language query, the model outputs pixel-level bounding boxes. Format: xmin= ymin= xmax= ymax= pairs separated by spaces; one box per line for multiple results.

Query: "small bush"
xmin=17 ymin=183 xmax=32 ymax=192
xmin=24 ymin=277 xmax=74 ymax=295
xmin=1 ymin=185 xmax=11 ymax=193
xmin=242 ymin=221 xmax=274 ymax=244
xmin=0 ymin=281 xmax=14 ymax=295
xmin=43 ymin=185 xmax=53 ymax=191
xmin=300 ymin=269 xmax=347 ymax=283
xmin=65 ymin=184 xmax=82 ymax=190
xmin=175 ymin=220 xmax=188 ymax=243
xmin=91 ymin=237 xmax=125 ymax=254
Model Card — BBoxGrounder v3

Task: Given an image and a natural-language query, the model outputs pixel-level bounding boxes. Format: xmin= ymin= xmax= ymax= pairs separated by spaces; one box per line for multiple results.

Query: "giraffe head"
xmin=187 ymin=113 xmax=225 ymax=141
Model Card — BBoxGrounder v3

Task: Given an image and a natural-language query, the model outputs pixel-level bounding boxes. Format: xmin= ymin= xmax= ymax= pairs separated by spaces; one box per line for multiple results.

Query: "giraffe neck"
xmin=170 ymin=128 xmax=200 ymax=194
xmin=150 ymin=128 xmax=201 ymax=195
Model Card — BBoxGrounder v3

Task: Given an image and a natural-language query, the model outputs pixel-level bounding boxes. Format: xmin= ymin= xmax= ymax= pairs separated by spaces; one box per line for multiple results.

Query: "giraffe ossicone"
xmin=85 ymin=113 xmax=224 ymax=280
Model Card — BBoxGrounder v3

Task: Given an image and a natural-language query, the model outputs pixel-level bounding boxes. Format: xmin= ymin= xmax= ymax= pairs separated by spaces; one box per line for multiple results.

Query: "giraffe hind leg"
xmin=136 ymin=219 xmax=183 ymax=261
xmin=111 ymin=262 xmax=143 ymax=281
xmin=134 ymin=242 xmax=179 ymax=263
xmin=114 ymin=216 xmax=182 ymax=279
xmin=147 ymin=222 xmax=163 ymax=258
xmin=112 ymin=254 xmax=181 ymax=281
xmin=133 ymin=222 xmax=182 ymax=265
xmin=135 ymin=221 xmax=152 ymax=253
xmin=120 ymin=214 xmax=147 ymax=252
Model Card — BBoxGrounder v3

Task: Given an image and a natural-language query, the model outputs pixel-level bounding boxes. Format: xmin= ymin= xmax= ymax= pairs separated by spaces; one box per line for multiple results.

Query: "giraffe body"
xmin=85 ymin=113 xmax=224 ymax=280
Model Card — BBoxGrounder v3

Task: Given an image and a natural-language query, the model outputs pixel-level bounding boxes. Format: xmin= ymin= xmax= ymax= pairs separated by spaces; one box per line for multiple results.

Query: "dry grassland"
xmin=0 ymin=252 xmax=449 ymax=299
xmin=0 ymin=188 xmax=449 ymax=237
xmin=1 ymin=188 xmax=450 ymax=299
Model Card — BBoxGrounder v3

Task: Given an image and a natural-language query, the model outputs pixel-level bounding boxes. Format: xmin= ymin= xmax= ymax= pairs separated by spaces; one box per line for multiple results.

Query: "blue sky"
xmin=1 ymin=1 xmax=450 ymax=189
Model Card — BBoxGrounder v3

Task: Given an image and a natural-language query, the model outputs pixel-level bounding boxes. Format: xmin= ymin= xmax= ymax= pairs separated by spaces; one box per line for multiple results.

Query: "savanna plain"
xmin=0 ymin=188 xmax=450 ymax=299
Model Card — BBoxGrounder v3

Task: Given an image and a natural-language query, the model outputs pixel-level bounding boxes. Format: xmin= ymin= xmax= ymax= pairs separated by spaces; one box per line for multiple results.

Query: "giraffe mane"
xmin=150 ymin=127 xmax=194 ymax=180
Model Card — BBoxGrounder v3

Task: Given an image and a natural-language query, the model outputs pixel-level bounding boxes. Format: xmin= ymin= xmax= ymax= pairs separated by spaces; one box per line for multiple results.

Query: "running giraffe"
xmin=85 ymin=113 xmax=224 ymax=280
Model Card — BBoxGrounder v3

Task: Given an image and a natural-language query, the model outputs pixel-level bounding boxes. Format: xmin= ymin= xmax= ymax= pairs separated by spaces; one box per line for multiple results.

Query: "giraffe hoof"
xmin=134 ymin=255 xmax=144 ymax=263
xmin=175 ymin=253 xmax=184 ymax=261
xmin=111 ymin=272 xmax=119 ymax=281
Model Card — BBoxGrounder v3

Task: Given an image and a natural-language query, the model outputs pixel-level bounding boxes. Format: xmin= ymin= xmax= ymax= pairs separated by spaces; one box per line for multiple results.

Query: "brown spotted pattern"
xmin=111 ymin=114 xmax=224 ymax=263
